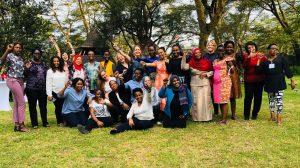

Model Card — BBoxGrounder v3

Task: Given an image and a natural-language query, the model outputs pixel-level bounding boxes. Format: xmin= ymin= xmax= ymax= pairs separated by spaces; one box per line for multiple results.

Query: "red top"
xmin=243 ymin=52 xmax=267 ymax=82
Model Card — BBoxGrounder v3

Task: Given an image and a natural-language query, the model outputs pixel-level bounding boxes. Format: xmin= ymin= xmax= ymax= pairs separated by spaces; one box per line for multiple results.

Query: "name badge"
xmin=269 ymin=63 xmax=275 ymax=69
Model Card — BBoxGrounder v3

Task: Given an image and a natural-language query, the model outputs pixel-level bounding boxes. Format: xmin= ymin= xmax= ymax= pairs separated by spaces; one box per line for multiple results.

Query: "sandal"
xmin=218 ymin=120 xmax=227 ymax=125
xmin=19 ymin=122 xmax=30 ymax=132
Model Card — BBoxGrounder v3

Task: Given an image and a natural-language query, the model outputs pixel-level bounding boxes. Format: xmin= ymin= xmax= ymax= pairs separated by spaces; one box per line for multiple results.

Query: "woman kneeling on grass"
xmin=159 ymin=75 xmax=192 ymax=128
xmin=58 ymin=78 xmax=92 ymax=127
xmin=110 ymin=88 xmax=154 ymax=134
xmin=77 ymin=89 xmax=114 ymax=134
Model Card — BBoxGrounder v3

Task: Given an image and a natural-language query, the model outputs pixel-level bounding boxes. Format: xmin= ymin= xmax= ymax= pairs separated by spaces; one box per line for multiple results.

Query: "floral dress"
xmin=153 ymin=60 xmax=169 ymax=111
xmin=213 ymin=57 xmax=233 ymax=104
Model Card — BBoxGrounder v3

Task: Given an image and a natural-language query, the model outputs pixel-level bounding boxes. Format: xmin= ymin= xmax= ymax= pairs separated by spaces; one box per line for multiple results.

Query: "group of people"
xmin=0 ymin=38 xmax=296 ymax=134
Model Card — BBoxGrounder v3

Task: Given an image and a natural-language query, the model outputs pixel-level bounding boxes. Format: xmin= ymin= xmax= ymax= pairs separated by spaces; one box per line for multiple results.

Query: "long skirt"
xmin=191 ymin=85 xmax=212 ymax=121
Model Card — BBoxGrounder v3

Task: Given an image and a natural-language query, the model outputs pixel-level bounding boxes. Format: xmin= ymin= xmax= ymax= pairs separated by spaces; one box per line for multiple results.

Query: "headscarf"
xmin=188 ymin=48 xmax=212 ymax=71
xmin=169 ymin=75 xmax=188 ymax=106
xmin=73 ymin=54 xmax=83 ymax=71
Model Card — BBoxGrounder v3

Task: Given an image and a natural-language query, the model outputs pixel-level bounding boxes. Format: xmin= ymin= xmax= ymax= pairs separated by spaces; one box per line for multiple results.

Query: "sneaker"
xmin=156 ymin=121 xmax=162 ymax=125
xmin=77 ymin=124 xmax=90 ymax=134
xmin=43 ymin=124 xmax=51 ymax=128
xmin=110 ymin=129 xmax=118 ymax=135
xmin=33 ymin=126 xmax=38 ymax=129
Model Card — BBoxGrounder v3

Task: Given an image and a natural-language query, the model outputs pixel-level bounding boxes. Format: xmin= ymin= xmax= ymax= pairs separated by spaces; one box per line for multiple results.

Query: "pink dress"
xmin=153 ymin=60 xmax=169 ymax=110
xmin=213 ymin=57 xmax=233 ymax=104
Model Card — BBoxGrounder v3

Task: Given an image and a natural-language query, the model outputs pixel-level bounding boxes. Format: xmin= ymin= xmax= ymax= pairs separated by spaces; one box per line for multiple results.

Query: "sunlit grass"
xmin=0 ymin=76 xmax=299 ymax=167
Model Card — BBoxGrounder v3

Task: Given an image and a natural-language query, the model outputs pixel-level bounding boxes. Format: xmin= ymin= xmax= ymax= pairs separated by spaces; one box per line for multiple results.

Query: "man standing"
xmin=84 ymin=50 xmax=99 ymax=94
xmin=100 ymin=50 xmax=115 ymax=77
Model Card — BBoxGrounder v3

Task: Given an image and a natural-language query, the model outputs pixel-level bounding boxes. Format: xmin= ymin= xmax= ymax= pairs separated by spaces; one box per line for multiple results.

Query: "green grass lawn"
xmin=0 ymin=77 xmax=299 ymax=167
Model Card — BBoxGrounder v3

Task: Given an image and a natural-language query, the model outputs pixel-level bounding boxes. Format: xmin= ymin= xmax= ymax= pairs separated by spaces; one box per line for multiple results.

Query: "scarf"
xmin=73 ymin=54 xmax=83 ymax=71
xmin=189 ymin=48 xmax=212 ymax=71
xmin=170 ymin=75 xmax=188 ymax=106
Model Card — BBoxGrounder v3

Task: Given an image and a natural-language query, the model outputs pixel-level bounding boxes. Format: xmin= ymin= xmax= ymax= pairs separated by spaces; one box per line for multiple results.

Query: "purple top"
xmin=24 ymin=61 xmax=47 ymax=90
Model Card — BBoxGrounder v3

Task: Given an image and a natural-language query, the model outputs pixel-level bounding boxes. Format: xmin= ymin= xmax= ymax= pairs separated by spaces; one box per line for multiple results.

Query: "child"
xmin=77 ymin=89 xmax=114 ymax=134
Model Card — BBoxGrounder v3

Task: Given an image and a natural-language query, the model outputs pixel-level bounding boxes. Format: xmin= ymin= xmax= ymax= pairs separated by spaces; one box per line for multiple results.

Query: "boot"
xmin=269 ymin=112 xmax=276 ymax=122
xmin=19 ymin=122 xmax=30 ymax=132
xmin=277 ymin=113 xmax=282 ymax=126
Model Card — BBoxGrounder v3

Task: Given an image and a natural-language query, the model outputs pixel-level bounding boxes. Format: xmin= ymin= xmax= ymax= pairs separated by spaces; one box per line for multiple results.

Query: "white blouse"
xmin=46 ymin=69 xmax=68 ymax=96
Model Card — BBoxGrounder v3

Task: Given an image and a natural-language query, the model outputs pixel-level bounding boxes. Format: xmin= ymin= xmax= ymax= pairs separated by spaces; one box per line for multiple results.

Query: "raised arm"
xmin=49 ymin=36 xmax=61 ymax=57
xmin=112 ymin=43 xmax=132 ymax=62
xmin=181 ymin=52 xmax=189 ymax=70
xmin=0 ymin=44 xmax=13 ymax=64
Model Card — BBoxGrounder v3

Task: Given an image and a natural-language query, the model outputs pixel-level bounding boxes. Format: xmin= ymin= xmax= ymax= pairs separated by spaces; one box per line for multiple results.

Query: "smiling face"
xmin=117 ymin=53 xmax=125 ymax=63
xmin=157 ymin=49 xmax=166 ymax=60
xmin=88 ymin=51 xmax=95 ymax=61
xmin=53 ymin=57 xmax=60 ymax=68
xmin=104 ymin=51 xmax=110 ymax=60
xmin=172 ymin=77 xmax=180 ymax=89
xmin=148 ymin=46 xmax=156 ymax=57
xmin=75 ymin=56 xmax=82 ymax=65
xmin=95 ymin=90 xmax=103 ymax=99
xmin=133 ymin=46 xmax=142 ymax=57
xmin=194 ymin=50 xmax=202 ymax=59
xmin=225 ymin=43 xmax=234 ymax=55
xmin=207 ymin=42 xmax=216 ymax=53
xmin=13 ymin=44 xmax=22 ymax=55
xmin=217 ymin=46 xmax=225 ymax=59
xmin=62 ymin=52 xmax=69 ymax=61
xmin=133 ymin=69 xmax=143 ymax=81
xmin=109 ymin=80 xmax=118 ymax=92
xmin=100 ymin=71 xmax=108 ymax=80
xmin=134 ymin=91 xmax=143 ymax=104
xmin=143 ymin=76 xmax=152 ymax=88
xmin=172 ymin=46 xmax=181 ymax=58
xmin=74 ymin=80 xmax=84 ymax=91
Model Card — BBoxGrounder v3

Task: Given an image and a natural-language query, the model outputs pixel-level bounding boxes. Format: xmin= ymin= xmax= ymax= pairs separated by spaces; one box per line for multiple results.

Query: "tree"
xmin=0 ymin=0 xmax=53 ymax=59
xmin=250 ymin=0 xmax=300 ymax=64
xmin=94 ymin=0 xmax=194 ymax=51
xmin=194 ymin=0 xmax=227 ymax=49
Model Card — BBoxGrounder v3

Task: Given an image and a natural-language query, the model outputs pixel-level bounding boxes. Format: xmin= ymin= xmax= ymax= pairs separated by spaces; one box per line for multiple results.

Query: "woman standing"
xmin=224 ymin=41 xmax=242 ymax=120
xmin=213 ymin=45 xmax=235 ymax=124
xmin=203 ymin=40 xmax=219 ymax=116
xmin=142 ymin=76 xmax=160 ymax=122
xmin=140 ymin=47 xmax=169 ymax=111
xmin=242 ymin=41 xmax=267 ymax=120
xmin=182 ymin=48 xmax=213 ymax=121
xmin=158 ymin=75 xmax=192 ymax=128
xmin=69 ymin=54 xmax=89 ymax=91
xmin=24 ymin=49 xmax=49 ymax=128
xmin=58 ymin=78 xmax=92 ymax=127
xmin=110 ymin=88 xmax=154 ymax=134
xmin=257 ymin=44 xmax=296 ymax=126
xmin=0 ymin=43 xmax=28 ymax=132
xmin=46 ymin=56 xmax=68 ymax=126
xmin=166 ymin=44 xmax=189 ymax=85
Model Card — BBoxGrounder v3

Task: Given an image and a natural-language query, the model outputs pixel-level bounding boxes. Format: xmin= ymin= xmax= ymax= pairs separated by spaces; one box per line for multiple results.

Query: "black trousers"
xmin=163 ymin=115 xmax=186 ymax=128
xmin=63 ymin=111 xmax=87 ymax=127
xmin=153 ymin=105 xmax=162 ymax=122
xmin=52 ymin=92 xmax=64 ymax=124
xmin=85 ymin=117 xmax=114 ymax=131
xmin=243 ymin=81 xmax=264 ymax=119
xmin=114 ymin=117 xmax=153 ymax=133
xmin=108 ymin=105 xmax=129 ymax=123
xmin=25 ymin=89 xmax=48 ymax=127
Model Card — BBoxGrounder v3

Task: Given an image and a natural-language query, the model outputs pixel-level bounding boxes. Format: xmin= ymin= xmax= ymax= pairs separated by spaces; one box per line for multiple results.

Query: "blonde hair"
xmin=206 ymin=40 xmax=217 ymax=48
